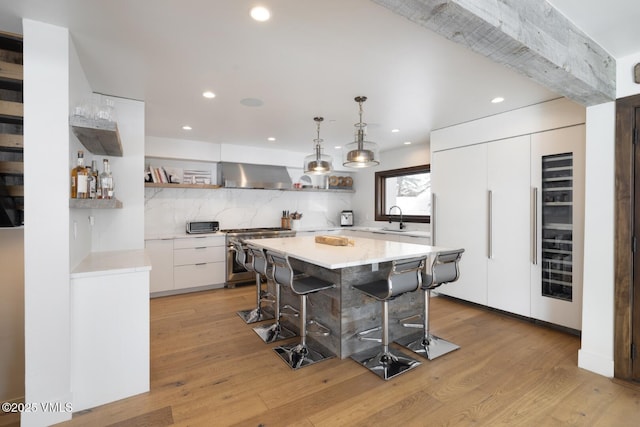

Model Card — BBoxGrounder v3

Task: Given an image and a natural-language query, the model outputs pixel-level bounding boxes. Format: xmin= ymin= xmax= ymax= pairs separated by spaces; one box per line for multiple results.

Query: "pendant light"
xmin=343 ymin=96 xmax=380 ymax=168
xmin=303 ymin=116 xmax=333 ymax=175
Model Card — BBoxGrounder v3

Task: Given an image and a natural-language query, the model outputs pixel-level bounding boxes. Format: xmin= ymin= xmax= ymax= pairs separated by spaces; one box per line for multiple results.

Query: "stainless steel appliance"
xmin=186 ymin=220 xmax=219 ymax=234
xmin=340 ymin=210 xmax=354 ymax=226
xmin=223 ymin=227 xmax=296 ymax=287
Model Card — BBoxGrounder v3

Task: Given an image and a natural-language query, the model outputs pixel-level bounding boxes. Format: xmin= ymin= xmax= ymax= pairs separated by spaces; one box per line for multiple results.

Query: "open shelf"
xmin=70 ymin=198 xmax=123 ymax=209
xmin=145 ymin=182 xmax=221 ymax=189
xmin=70 ymin=115 xmax=123 ymax=157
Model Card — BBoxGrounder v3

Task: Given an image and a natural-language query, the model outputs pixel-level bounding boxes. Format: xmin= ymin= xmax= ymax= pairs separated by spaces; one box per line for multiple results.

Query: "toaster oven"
xmin=186 ymin=221 xmax=220 ymax=234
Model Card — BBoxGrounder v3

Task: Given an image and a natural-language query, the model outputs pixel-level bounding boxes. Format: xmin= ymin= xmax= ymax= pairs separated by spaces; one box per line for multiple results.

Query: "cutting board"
xmin=315 ymin=235 xmax=354 ymax=246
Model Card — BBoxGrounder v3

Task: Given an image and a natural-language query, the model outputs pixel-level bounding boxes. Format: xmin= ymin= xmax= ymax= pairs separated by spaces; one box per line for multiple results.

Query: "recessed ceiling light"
xmin=182 ymin=125 xmax=192 ymax=130
xmin=334 ymin=145 xmax=342 ymax=150
xmin=202 ymin=91 xmax=216 ymax=99
xmin=491 ymin=97 xmax=505 ymax=103
xmin=250 ymin=6 xmax=271 ymax=22
xmin=391 ymin=129 xmax=400 ymax=133
xmin=267 ymin=137 xmax=276 ymax=142
xmin=404 ymin=141 xmax=412 ymax=145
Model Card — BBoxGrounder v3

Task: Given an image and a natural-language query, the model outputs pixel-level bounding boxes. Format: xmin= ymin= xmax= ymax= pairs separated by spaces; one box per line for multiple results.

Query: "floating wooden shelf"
xmin=4 ymin=185 xmax=23 ymax=197
xmin=0 ymin=100 xmax=23 ymax=123
xmin=69 ymin=198 xmax=123 ymax=209
xmin=0 ymin=160 xmax=23 ymax=175
xmin=0 ymin=60 xmax=22 ymax=90
xmin=145 ymin=182 xmax=220 ymax=189
xmin=70 ymin=115 xmax=123 ymax=157
xmin=0 ymin=133 xmax=22 ymax=150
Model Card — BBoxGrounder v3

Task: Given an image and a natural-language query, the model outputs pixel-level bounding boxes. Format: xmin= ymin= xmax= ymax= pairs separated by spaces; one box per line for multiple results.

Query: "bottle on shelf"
xmin=71 ymin=150 xmax=89 ymax=199
xmin=99 ymin=158 xmax=114 ymax=199
xmin=88 ymin=160 xmax=99 ymax=199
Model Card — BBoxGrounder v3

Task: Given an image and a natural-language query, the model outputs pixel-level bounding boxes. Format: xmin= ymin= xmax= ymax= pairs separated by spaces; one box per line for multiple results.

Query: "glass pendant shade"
xmin=343 ymin=96 xmax=380 ymax=168
xmin=303 ymin=117 xmax=333 ymax=175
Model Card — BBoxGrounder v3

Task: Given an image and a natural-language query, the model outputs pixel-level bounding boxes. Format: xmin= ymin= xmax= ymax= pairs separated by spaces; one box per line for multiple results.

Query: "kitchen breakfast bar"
xmin=243 ymin=235 xmax=454 ymax=360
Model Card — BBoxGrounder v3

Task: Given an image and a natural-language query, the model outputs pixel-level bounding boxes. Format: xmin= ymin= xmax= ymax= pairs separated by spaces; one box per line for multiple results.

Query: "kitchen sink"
xmin=381 ymin=227 xmax=409 ymax=232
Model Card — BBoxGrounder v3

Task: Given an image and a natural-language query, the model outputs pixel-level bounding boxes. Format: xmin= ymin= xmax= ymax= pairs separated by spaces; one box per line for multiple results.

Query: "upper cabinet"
xmin=0 ymin=31 xmax=23 ymax=227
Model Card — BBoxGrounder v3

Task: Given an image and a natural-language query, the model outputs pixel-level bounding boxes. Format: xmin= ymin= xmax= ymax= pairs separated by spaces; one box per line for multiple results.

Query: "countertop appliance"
xmin=340 ymin=210 xmax=354 ymax=227
xmin=186 ymin=220 xmax=220 ymax=234
xmin=223 ymin=227 xmax=296 ymax=287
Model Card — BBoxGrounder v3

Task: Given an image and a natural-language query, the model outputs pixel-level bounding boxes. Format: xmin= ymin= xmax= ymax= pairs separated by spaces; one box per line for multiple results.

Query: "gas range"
xmin=222 ymin=227 xmax=296 ymax=287
xmin=221 ymin=227 xmax=296 ymax=239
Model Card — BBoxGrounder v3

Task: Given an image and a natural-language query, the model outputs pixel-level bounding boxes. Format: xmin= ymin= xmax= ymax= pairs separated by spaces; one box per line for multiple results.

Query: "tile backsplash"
xmin=145 ymin=187 xmax=354 ymax=236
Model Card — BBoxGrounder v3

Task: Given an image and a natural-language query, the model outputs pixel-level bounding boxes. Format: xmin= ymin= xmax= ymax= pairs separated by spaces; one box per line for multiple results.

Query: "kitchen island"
xmin=243 ymin=235 xmax=453 ymax=358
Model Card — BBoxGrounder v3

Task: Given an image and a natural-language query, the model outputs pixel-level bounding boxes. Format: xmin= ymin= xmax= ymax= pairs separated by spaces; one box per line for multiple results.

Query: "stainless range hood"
xmin=217 ymin=162 xmax=292 ymax=189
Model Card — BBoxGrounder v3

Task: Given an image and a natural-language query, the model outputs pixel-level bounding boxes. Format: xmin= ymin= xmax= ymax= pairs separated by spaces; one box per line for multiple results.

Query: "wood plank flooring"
xmin=54 ymin=286 xmax=639 ymax=426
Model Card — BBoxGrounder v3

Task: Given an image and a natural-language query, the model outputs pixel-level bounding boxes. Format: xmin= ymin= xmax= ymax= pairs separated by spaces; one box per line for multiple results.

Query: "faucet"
xmin=388 ymin=205 xmax=405 ymax=230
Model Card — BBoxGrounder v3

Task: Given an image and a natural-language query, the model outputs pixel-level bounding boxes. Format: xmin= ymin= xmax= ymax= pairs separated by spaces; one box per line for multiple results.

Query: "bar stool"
xmin=233 ymin=239 xmax=274 ymax=324
xmin=267 ymin=250 xmax=336 ymax=369
xmin=395 ymin=248 xmax=465 ymax=360
xmin=350 ymin=257 xmax=426 ymax=380
xmin=251 ymin=245 xmax=297 ymax=343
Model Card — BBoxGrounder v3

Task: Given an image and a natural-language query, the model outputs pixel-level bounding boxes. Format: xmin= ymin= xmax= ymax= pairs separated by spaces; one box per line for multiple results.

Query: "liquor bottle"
xmin=99 ymin=158 xmax=114 ymax=199
xmin=71 ymin=150 xmax=88 ymax=199
xmin=89 ymin=160 xmax=99 ymax=199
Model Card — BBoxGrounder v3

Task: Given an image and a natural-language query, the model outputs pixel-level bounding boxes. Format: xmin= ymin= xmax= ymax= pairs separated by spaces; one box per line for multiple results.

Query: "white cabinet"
xmin=487 ymin=136 xmax=532 ymax=317
xmin=145 ymin=239 xmax=174 ymax=293
xmin=432 ymin=143 xmax=488 ymax=306
xmin=145 ymin=234 xmax=226 ymax=295
xmin=432 ymin=126 xmax=585 ymax=329
xmin=70 ymin=268 xmax=149 ymax=411
xmin=173 ymin=235 xmax=226 ymax=291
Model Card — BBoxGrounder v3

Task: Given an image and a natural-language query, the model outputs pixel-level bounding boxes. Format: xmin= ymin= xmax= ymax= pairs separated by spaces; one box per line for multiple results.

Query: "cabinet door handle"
xmin=195 ymin=263 xmax=207 ymax=267
xmin=195 ymin=246 xmax=207 ymax=250
xmin=488 ymin=190 xmax=493 ymax=259
xmin=532 ymin=187 xmax=538 ymax=265
xmin=431 ymin=193 xmax=436 ymax=246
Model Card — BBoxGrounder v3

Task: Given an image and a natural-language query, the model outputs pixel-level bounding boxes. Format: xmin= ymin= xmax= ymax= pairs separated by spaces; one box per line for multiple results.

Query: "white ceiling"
xmin=0 ymin=0 xmax=638 ymax=157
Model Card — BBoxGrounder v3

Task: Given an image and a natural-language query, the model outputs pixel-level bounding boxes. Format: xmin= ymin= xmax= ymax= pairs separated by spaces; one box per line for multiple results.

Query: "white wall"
xmin=0 ymin=228 xmax=24 ymax=402
xmin=578 ymin=102 xmax=615 ymax=377
xmin=350 ymin=143 xmax=430 ymax=231
xmin=91 ymin=96 xmax=145 ymax=252
xmin=23 ymin=19 xmax=72 ymax=426
xmin=577 ymin=50 xmax=640 ymax=377
xmin=68 ymin=31 xmax=93 ymax=269
xmin=616 ymin=52 xmax=640 ymax=99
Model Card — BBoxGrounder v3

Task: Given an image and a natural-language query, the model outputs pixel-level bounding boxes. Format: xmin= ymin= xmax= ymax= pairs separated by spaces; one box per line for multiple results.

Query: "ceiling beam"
xmin=372 ymin=0 xmax=615 ymax=106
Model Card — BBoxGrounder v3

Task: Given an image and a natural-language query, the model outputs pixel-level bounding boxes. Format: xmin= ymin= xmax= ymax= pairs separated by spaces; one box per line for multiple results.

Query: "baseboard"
xmin=578 ymin=348 xmax=614 ymax=378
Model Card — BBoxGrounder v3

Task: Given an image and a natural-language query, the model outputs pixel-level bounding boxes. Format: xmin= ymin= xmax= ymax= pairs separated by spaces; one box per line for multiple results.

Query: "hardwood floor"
xmin=54 ymin=286 xmax=639 ymax=426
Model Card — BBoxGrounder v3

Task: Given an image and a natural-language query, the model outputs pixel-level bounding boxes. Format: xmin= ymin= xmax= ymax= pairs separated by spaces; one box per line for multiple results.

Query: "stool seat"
xmin=395 ymin=248 xmax=465 ymax=360
xmin=350 ymin=256 xmax=426 ymax=380
xmin=233 ymin=239 xmax=275 ymax=324
xmin=268 ymin=251 xmax=336 ymax=370
xmin=251 ymin=245 xmax=296 ymax=343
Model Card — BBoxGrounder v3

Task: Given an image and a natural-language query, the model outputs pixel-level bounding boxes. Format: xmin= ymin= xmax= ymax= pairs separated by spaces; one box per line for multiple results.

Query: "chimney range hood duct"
xmin=218 ymin=162 xmax=293 ymax=189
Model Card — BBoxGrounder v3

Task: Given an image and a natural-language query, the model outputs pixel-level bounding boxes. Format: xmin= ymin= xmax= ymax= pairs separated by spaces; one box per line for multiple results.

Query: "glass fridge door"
xmin=541 ymin=153 xmax=573 ymax=301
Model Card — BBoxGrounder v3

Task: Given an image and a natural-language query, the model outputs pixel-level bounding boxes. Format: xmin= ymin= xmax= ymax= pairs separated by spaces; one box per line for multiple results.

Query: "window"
xmin=375 ymin=165 xmax=430 ymax=223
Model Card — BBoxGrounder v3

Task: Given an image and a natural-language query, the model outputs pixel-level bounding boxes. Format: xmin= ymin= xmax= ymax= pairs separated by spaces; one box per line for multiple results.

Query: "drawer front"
xmin=174 ymin=246 xmax=225 ymax=265
xmin=174 ymin=262 xmax=225 ymax=289
xmin=173 ymin=235 xmax=225 ymax=249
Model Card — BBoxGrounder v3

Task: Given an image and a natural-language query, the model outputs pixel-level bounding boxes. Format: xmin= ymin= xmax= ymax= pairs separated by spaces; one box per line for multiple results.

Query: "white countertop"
xmin=244 ymin=235 xmax=449 ymax=269
xmin=145 ymin=231 xmax=226 ymax=240
xmin=71 ymin=249 xmax=152 ymax=279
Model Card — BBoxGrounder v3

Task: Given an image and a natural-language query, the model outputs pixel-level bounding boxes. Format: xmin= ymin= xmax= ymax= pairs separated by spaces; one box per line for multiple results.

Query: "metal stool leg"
xmin=252 ymin=280 xmax=295 ymax=343
xmin=350 ymin=300 xmax=421 ymax=380
xmin=274 ymin=294 xmax=333 ymax=369
xmin=237 ymin=272 xmax=275 ymax=324
xmin=395 ymin=289 xmax=459 ymax=360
